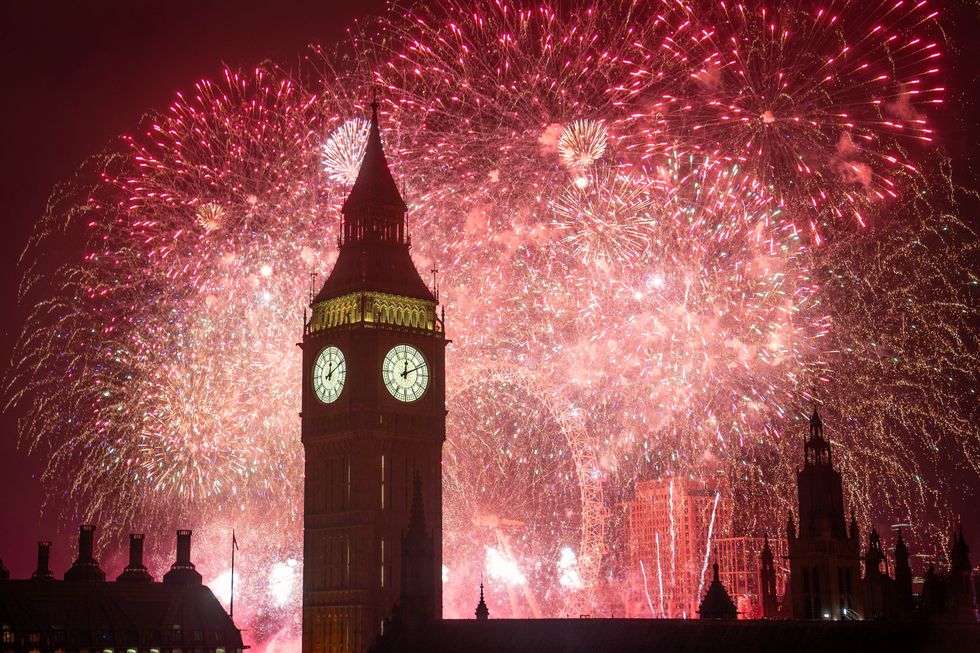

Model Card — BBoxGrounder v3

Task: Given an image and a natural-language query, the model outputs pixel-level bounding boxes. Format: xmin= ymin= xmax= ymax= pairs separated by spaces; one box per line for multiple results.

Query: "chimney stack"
xmin=130 ymin=533 xmax=145 ymax=567
xmin=79 ymin=524 xmax=95 ymax=560
xmin=176 ymin=529 xmax=191 ymax=564
xmin=163 ymin=529 xmax=202 ymax=585
xmin=31 ymin=541 xmax=54 ymax=580
xmin=117 ymin=533 xmax=153 ymax=583
xmin=64 ymin=524 xmax=106 ymax=582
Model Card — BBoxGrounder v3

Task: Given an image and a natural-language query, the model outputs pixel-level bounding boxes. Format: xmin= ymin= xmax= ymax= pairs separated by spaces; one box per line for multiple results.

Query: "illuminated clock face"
xmin=312 ymin=346 xmax=346 ymax=404
xmin=382 ymin=344 xmax=429 ymax=402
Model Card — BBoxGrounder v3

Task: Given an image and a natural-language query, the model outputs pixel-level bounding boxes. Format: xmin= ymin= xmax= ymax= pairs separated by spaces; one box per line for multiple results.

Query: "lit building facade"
xmin=626 ymin=476 xmax=732 ymax=618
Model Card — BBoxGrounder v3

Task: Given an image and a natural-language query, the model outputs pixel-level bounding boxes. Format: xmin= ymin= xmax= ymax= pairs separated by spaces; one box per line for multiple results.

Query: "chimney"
xmin=163 ymin=529 xmax=202 ymax=585
xmin=64 ymin=524 xmax=106 ymax=582
xmin=130 ymin=533 xmax=144 ymax=566
xmin=176 ymin=529 xmax=191 ymax=564
xmin=31 ymin=541 xmax=54 ymax=580
xmin=79 ymin=524 xmax=95 ymax=561
xmin=117 ymin=533 xmax=153 ymax=583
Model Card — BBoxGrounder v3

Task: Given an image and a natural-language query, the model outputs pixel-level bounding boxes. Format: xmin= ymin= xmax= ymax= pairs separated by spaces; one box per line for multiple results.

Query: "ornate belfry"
xmin=301 ymin=99 xmax=446 ymax=653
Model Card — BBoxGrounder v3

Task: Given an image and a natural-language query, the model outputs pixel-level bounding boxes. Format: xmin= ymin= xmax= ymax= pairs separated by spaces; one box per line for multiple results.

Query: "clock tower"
xmin=302 ymin=100 xmax=445 ymax=653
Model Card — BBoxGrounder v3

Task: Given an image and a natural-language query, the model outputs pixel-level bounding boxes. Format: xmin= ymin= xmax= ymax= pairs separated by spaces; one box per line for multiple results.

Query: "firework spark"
xmin=7 ymin=0 xmax=975 ymax=645
xmin=322 ymin=117 xmax=371 ymax=184
xmin=559 ymin=119 xmax=609 ymax=170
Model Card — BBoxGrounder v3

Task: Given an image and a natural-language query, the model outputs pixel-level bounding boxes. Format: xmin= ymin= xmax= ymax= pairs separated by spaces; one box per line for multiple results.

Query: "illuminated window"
xmin=381 ymin=454 xmax=386 ymax=509
xmin=381 ymin=538 xmax=385 ymax=587
xmin=2 ymin=630 xmax=14 ymax=643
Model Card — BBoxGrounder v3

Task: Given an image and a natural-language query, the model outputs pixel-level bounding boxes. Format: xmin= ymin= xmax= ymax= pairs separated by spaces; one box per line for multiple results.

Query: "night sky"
xmin=0 ymin=0 xmax=978 ymax=578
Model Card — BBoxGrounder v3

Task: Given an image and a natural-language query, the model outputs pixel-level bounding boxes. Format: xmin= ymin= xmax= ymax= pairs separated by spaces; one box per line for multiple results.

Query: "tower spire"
xmin=342 ymin=95 xmax=407 ymax=220
xmin=475 ymin=583 xmax=490 ymax=620
xmin=400 ymin=470 xmax=437 ymax=628
xmin=809 ymin=406 xmax=823 ymax=440
xmin=804 ymin=404 xmax=831 ymax=467
xmin=314 ymin=99 xmax=435 ymax=303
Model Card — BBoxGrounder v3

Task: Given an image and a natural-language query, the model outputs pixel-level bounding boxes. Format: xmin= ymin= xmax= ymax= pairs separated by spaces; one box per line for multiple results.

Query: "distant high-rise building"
xmin=626 ymin=475 xmax=732 ymax=617
xmin=712 ymin=535 xmax=788 ymax=618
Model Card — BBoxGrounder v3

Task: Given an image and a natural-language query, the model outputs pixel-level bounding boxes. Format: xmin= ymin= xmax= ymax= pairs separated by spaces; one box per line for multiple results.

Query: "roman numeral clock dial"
xmin=382 ymin=344 xmax=429 ymax=402
xmin=312 ymin=346 xmax=346 ymax=404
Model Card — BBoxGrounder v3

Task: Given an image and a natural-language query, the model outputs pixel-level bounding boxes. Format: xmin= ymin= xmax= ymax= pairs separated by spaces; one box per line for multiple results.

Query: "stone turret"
xmin=698 ymin=563 xmax=738 ymax=620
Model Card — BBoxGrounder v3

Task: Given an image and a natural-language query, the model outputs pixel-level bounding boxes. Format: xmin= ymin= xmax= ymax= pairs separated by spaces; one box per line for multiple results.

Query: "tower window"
xmin=381 ymin=538 xmax=385 ymax=588
xmin=381 ymin=454 xmax=386 ymax=510
xmin=346 ymin=456 xmax=351 ymax=508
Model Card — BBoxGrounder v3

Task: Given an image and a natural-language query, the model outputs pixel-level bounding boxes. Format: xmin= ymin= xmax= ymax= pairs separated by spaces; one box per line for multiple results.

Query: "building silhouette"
xmin=301 ymin=99 xmax=446 ymax=653
xmin=697 ymin=563 xmax=738 ymax=619
xmin=760 ymin=534 xmax=779 ymax=618
xmin=893 ymin=530 xmax=915 ymax=619
xmin=374 ymin=405 xmax=978 ymax=650
xmin=777 ymin=410 xmax=977 ymax=623
xmin=862 ymin=526 xmax=899 ymax=619
xmin=785 ymin=409 xmax=863 ymax=620
xmin=474 ymin=584 xmax=489 ymax=621
xmin=0 ymin=525 xmax=243 ymax=652
xmin=945 ymin=523 xmax=977 ymax=621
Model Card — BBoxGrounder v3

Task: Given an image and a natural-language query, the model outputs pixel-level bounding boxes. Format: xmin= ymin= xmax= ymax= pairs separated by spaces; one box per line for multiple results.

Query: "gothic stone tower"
xmin=302 ymin=101 xmax=445 ymax=653
xmin=786 ymin=409 xmax=863 ymax=620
